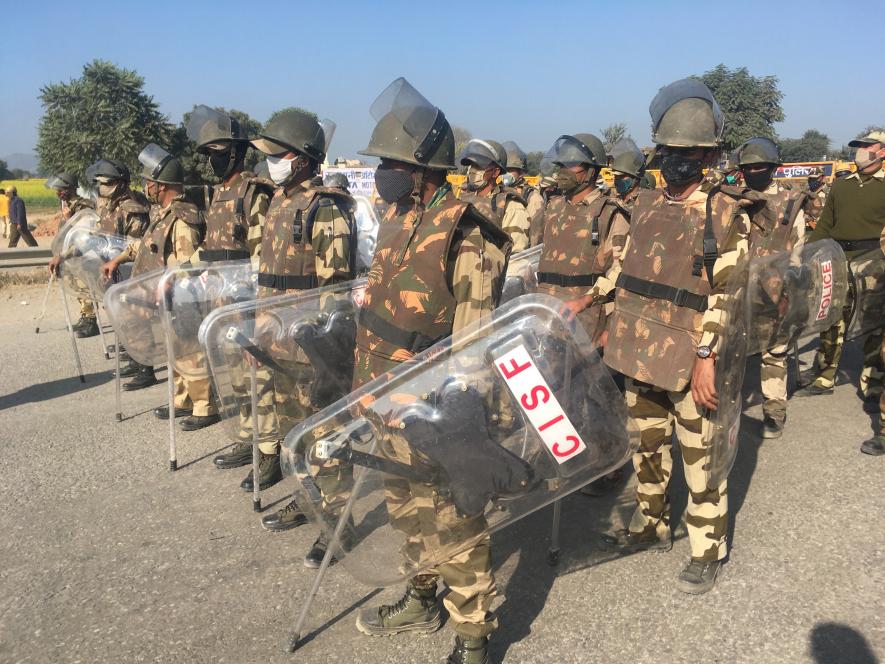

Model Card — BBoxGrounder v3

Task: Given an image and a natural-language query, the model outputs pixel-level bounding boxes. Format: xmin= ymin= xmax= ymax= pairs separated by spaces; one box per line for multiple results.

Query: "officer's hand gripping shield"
xmin=846 ymin=247 xmax=885 ymax=341
xmin=747 ymin=239 xmax=849 ymax=353
xmin=159 ymin=261 xmax=256 ymax=380
xmin=281 ymin=293 xmax=639 ymax=587
xmin=61 ymin=226 xmax=131 ymax=300
xmin=104 ymin=267 xmax=168 ymax=366
xmin=500 ymin=245 xmax=542 ymax=304
xmin=51 ymin=208 xmax=100 ymax=257
xmin=199 ymin=279 xmax=365 ymax=445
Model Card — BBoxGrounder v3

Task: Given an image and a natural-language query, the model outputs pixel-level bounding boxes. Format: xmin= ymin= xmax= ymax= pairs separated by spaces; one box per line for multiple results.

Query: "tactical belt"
xmin=836 ymin=238 xmax=880 ymax=252
xmin=358 ymin=307 xmax=445 ymax=354
xmin=201 ymin=249 xmax=250 ymax=263
xmin=537 ymin=271 xmax=600 ymax=288
xmin=616 ymin=273 xmax=709 ymax=312
xmin=257 ymin=272 xmax=319 ymax=291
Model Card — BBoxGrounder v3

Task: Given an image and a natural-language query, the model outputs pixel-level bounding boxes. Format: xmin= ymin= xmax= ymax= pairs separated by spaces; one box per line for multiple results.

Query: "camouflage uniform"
xmin=536 ymin=189 xmax=630 ymax=341
xmin=604 ymin=186 xmax=750 ymax=562
xmin=57 ymin=195 xmax=98 ymax=319
xmin=97 ymin=190 xmax=151 ymax=239
xmin=802 ymin=185 xmax=828 ymax=231
xmin=197 ymin=171 xmax=272 ymax=440
xmin=747 ymin=182 xmax=807 ymax=425
xmin=459 ymin=186 xmax=530 ymax=252
xmin=514 ymin=178 xmax=545 ymax=247
xmin=879 ymin=226 xmax=885 ymax=433
xmin=254 ymin=179 xmax=355 ymax=456
xmin=808 ymin=168 xmax=885 ymax=396
xmin=353 ymin=186 xmax=511 ymax=638
xmin=120 ymin=196 xmax=205 ymax=412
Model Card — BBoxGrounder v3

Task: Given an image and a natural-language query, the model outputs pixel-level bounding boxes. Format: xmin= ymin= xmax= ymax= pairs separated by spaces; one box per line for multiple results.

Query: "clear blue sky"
xmin=1 ymin=0 xmax=878 ymax=163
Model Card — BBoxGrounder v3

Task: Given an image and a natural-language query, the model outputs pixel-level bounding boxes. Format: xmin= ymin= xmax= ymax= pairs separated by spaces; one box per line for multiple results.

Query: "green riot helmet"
xmin=502 ymin=140 xmax=528 ymax=171
xmin=45 ymin=172 xmax=78 ymax=191
xmin=186 ymin=105 xmax=249 ymax=151
xmin=540 ymin=133 xmax=606 ymax=176
xmin=359 ymin=77 xmax=455 ymax=169
xmin=609 ymin=138 xmax=646 ymax=178
xmin=650 ymin=78 xmax=725 ymax=147
xmin=459 ymin=139 xmax=507 ymax=171
xmin=85 ymin=158 xmax=130 ymax=184
xmin=138 ymin=143 xmax=185 ymax=185
xmin=251 ymin=109 xmax=329 ymax=163
xmin=736 ymin=137 xmax=782 ymax=166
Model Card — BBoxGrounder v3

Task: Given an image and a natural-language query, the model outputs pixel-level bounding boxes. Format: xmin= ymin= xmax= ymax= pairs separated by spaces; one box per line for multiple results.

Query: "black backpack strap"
xmin=693 ymin=187 xmax=721 ymax=286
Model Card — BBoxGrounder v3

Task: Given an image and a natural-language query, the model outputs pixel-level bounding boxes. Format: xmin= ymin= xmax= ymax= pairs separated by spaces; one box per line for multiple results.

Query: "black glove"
xmin=293 ymin=309 xmax=357 ymax=408
xmin=398 ymin=381 xmax=537 ymax=518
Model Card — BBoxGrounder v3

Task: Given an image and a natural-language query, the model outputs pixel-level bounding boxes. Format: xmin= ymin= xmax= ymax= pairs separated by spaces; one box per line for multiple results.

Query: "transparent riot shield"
xmin=280 ymin=293 xmax=639 ymax=588
xmin=704 ymin=259 xmax=752 ymax=489
xmin=200 ymin=279 xmax=366 ymax=445
xmin=747 ymin=240 xmax=850 ymax=353
xmin=846 ymin=247 xmax=885 ymax=341
xmin=354 ymin=196 xmax=380 ymax=274
xmin=159 ymin=261 xmax=257 ymax=380
xmin=61 ymin=226 xmax=131 ymax=301
xmin=500 ymin=246 xmax=542 ymax=304
xmin=104 ymin=267 xmax=168 ymax=367
xmin=51 ymin=208 xmax=101 ymax=257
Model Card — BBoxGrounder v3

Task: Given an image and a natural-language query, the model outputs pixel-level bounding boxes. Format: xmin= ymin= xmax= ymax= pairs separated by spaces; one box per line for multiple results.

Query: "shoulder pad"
xmin=72 ymin=197 xmax=95 ymax=210
xmin=171 ymin=200 xmax=203 ymax=227
xmin=711 ymin=185 xmax=762 ymax=208
xmin=498 ymin=186 xmax=527 ymax=207
xmin=459 ymin=201 xmax=512 ymax=249
xmin=602 ymin=196 xmax=630 ymax=220
xmin=120 ymin=193 xmax=150 ymax=215
xmin=242 ymin=174 xmax=277 ymax=197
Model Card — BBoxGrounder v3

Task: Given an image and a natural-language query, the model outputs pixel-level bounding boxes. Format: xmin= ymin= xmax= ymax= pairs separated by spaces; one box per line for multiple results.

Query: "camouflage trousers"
xmin=625 ymin=378 xmax=728 ymax=562
xmin=383 ymin=431 xmax=497 ymax=639
xmin=78 ymin=297 xmax=95 ymax=318
xmin=172 ymin=371 xmax=190 ymax=410
xmin=176 ymin=351 xmax=216 ymax=417
xmin=761 ymin=343 xmax=790 ymax=423
xmin=256 ymin=360 xmax=314 ymax=455
xmin=812 ymin=320 xmax=883 ymax=396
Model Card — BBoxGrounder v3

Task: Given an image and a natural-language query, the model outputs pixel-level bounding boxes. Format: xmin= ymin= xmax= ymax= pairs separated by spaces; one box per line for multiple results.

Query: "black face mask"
xmin=743 ymin=168 xmax=774 ymax=192
xmin=375 ymin=166 xmax=414 ymax=204
xmin=661 ymin=153 xmax=705 ymax=186
xmin=209 ymin=151 xmax=233 ymax=178
xmin=808 ymin=179 xmax=823 ymax=192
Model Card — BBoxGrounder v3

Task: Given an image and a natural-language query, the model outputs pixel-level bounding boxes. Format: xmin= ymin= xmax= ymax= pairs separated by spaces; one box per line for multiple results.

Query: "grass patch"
xmin=0 ymin=268 xmax=50 ymax=290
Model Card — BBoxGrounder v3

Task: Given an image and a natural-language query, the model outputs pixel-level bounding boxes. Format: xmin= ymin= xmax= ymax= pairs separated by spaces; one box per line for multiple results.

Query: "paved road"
xmin=1 ymin=284 xmax=882 ymax=664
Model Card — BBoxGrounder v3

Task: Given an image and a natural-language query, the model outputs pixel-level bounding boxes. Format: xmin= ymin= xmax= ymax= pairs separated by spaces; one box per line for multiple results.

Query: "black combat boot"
xmin=861 ymin=434 xmax=885 ymax=456
xmin=446 ymin=636 xmax=489 ymax=664
xmin=677 ymin=558 xmax=722 ymax=595
xmin=762 ymin=415 xmax=785 ymax=439
xmin=601 ymin=526 xmax=672 ymax=553
xmin=154 ymin=405 xmax=192 ymax=420
xmin=123 ymin=365 xmax=158 ymax=391
xmin=303 ymin=531 xmax=339 ymax=568
xmin=261 ymin=497 xmax=308 ymax=532
xmin=355 ymin=580 xmax=441 ymax=636
xmin=179 ymin=414 xmax=220 ymax=431
xmin=240 ymin=452 xmax=281 ymax=491
xmin=213 ymin=442 xmax=252 ymax=469
xmin=75 ymin=317 xmax=99 ymax=338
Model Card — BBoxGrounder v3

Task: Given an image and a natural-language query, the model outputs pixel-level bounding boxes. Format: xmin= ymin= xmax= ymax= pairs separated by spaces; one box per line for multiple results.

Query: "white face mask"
xmin=854 ymin=146 xmax=883 ymax=171
xmin=266 ymin=155 xmax=296 ymax=184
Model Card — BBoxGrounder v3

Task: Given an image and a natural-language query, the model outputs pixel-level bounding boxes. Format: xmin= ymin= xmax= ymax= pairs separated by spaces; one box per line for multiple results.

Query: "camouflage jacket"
xmin=353 ymin=187 xmax=512 ymax=388
xmin=257 ymin=179 xmax=356 ymax=299
xmin=459 ymin=185 xmax=530 ymax=251
xmin=605 ymin=186 xmax=750 ymax=392
xmin=515 ymin=179 xmax=545 ymax=247
xmin=745 ymin=182 xmax=807 ymax=258
xmin=97 ymin=190 xmax=150 ymax=239
xmin=537 ymin=189 xmax=630 ymax=339
xmin=129 ymin=198 xmax=204 ymax=276
xmin=802 ymin=186 xmax=828 ymax=227
xmin=200 ymin=170 xmax=272 ymax=262
xmin=63 ymin=195 xmax=95 ymax=220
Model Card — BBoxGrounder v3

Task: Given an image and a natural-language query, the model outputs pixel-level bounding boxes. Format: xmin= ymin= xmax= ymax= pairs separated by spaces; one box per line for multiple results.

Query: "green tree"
xmin=600 ymin=123 xmax=628 ymax=152
xmin=36 ymin=60 xmax=174 ymax=185
xmin=171 ymin=107 xmax=264 ymax=185
xmin=0 ymin=159 xmax=13 ymax=180
xmin=695 ymin=64 xmax=784 ymax=152
xmin=780 ymin=129 xmax=831 ymax=162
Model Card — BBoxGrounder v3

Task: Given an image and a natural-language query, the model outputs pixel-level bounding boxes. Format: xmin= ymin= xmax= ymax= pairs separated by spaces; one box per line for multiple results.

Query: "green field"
xmin=0 ymin=179 xmax=60 ymax=211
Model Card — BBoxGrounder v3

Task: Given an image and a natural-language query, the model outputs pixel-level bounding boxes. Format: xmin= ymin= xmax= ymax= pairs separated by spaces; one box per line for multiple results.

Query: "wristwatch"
xmin=696 ymin=345 xmax=713 ymax=359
